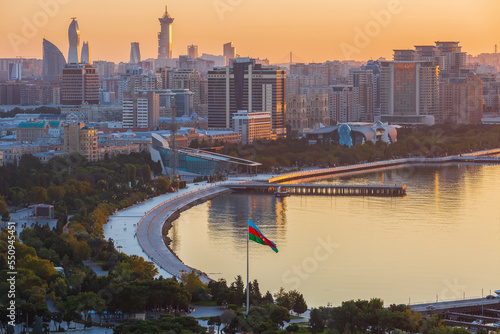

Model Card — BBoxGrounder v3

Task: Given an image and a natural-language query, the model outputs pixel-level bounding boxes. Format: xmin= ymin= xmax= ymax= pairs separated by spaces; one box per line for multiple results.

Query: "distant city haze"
xmin=1 ymin=0 xmax=499 ymax=62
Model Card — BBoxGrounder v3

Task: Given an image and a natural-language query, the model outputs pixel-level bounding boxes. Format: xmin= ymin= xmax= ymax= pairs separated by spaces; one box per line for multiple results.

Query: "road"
xmin=136 ymin=185 xmax=230 ymax=283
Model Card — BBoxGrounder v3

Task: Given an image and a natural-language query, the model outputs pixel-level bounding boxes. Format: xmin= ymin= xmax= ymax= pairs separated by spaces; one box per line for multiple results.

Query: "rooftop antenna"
xmin=495 ymin=45 xmax=498 ymax=54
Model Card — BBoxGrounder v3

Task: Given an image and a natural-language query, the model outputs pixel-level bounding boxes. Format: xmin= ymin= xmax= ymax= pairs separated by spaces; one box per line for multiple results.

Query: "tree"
xmin=292 ymin=293 xmax=308 ymax=316
xmin=29 ymin=186 xmax=48 ymax=204
xmin=32 ymin=316 xmax=43 ymax=333
xmin=142 ymin=164 xmax=152 ymax=183
xmin=47 ymin=185 xmax=66 ymax=202
xmin=310 ymin=308 xmax=325 ymax=333
xmin=230 ymin=275 xmax=245 ymax=307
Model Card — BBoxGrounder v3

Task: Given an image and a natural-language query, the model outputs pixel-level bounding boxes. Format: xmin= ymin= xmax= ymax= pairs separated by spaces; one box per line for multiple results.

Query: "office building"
xmin=223 ymin=42 xmax=235 ymax=66
xmin=43 ymin=38 xmax=66 ymax=82
xmin=62 ymin=64 xmax=99 ymax=105
xmin=130 ymin=42 xmax=141 ymax=64
xmin=380 ymin=61 xmax=439 ymax=124
xmin=81 ymin=41 xmax=91 ymax=64
xmin=232 ymin=110 xmax=272 ymax=144
xmin=122 ymin=90 xmax=160 ymax=129
xmin=8 ymin=63 xmax=22 ymax=81
xmin=68 ymin=18 xmax=80 ymax=64
xmin=188 ymin=45 xmax=198 ymax=59
xmin=208 ymin=58 xmax=286 ymax=137
xmin=158 ymin=6 xmax=174 ymax=59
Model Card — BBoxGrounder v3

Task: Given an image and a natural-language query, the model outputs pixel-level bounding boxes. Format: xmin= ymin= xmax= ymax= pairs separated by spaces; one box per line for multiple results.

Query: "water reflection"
xmin=168 ymin=164 xmax=500 ymax=306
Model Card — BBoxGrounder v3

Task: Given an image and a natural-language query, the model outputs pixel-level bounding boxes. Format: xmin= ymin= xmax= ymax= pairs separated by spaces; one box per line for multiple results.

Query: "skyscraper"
xmin=43 ymin=39 xmax=66 ymax=82
xmin=380 ymin=61 xmax=439 ymax=124
xmin=130 ymin=42 xmax=141 ymax=64
xmin=208 ymin=58 xmax=286 ymax=137
xmin=187 ymin=45 xmax=198 ymax=59
xmin=223 ymin=42 xmax=235 ymax=66
xmin=158 ymin=6 xmax=174 ymax=59
xmin=349 ymin=68 xmax=374 ymax=122
xmin=81 ymin=41 xmax=91 ymax=64
xmin=68 ymin=18 xmax=80 ymax=64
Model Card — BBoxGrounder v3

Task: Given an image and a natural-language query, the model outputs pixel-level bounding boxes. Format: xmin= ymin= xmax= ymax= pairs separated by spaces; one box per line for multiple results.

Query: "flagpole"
xmin=246 ymin=219 xmax=249 ymax=316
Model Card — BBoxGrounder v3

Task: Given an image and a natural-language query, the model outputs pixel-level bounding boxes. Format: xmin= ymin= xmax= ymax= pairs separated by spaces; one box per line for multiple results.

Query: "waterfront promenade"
xmin=105 ymin=148 xmax=500 ymax=283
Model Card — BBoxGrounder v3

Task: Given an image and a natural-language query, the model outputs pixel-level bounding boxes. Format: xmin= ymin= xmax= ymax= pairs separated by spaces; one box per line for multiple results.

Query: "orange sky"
xmin=1 ymin=0 xmax=499 ymax=63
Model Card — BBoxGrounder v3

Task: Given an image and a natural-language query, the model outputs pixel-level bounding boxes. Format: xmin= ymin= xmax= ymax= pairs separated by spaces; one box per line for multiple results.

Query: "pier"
xmin=223 ymin=183 xmax=407 ymax=197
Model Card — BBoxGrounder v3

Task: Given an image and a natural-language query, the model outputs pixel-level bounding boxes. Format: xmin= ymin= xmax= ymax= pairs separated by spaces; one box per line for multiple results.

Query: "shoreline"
xmin=108 ymin=148 xmax=500 ymax=282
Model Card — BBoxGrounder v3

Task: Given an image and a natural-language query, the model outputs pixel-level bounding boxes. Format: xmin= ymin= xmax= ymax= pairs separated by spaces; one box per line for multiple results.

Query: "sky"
xmin=1 ymin=0 xmax=499 ymax=64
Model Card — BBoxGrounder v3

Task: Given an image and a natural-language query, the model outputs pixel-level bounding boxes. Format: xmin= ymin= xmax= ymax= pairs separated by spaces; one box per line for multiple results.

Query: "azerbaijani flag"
xmin=248 ymin=219 xmax=278 ymax=253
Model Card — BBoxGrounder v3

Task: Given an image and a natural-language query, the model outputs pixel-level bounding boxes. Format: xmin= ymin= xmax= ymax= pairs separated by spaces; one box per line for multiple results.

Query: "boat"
xmin=275 ymin=186 xmax=290 ymax=198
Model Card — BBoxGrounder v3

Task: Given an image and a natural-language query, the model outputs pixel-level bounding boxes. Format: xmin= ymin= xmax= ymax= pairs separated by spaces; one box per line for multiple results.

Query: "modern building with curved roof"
xmin=306 ymin=122 xmax=397 ymax=147
xmin=43 ymin=39 xmax=66 ymax=82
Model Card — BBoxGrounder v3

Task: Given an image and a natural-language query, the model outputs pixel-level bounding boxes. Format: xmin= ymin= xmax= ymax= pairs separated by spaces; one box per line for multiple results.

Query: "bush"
xmin=286 ymin=324 xmax=299 ymax=332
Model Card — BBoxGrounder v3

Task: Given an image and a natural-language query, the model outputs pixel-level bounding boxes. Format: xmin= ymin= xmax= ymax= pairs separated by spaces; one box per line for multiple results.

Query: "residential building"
xmin=16 ymin=121 xmax=61 ymax=143
xmin=0 ymin=143 xmax=43 ymax=166
xmin=439 ymin=74 xmax=483 ymax=124
xmin=286 ymin=94 xmax=308 ymax=134
xmin=122 ymin=90 xmax=160 ymax=129
xmin=349 ymin=68 xmax=374 ymax=122
xmin=379 ymin=61 xmax=439 ymax=124
xmin=232 ymin=110 xmax=272 ymax=144
xmin=329 ymin=85 xmax=355 ymax=123
xmin=63 ymin=122 xmax=98 ymax=161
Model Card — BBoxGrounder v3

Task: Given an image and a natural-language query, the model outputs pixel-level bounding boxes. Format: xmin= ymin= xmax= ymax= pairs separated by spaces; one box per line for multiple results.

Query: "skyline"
xmin=1 ymin=0 xmax=499 ymax=63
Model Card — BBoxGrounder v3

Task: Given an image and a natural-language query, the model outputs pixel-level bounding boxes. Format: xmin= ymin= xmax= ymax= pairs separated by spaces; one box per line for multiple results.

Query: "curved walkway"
xmin=136 ymin=185 xmax=230 ymax=283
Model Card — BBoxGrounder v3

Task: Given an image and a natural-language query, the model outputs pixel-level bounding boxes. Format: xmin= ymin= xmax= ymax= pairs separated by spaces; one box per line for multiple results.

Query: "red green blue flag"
xmin=249 ymin=219 xmax=278 ymax=253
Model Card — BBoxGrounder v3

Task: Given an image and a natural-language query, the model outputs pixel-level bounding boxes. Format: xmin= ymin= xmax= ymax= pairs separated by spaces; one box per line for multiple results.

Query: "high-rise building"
xmin=130 ymin=42 xmax=141 ymax=64
xmin=81 ymin=41 xmax=91 ymax=64
xmin=119 ymin=68 xmax=162 ymax=104
xmin=187 ymin=45 xmax=198 ymax=59
xmin=439 ymin=74 xmax=483 ymax=124
xmin=208 ymin=58 xmax=286 ymax=137
xmin=223 ymin=42 xmax=235 ymax=66
xmin=380 ymin=61 xmax=439 ymax=124
xmin=8 ymin=64 xmax=22 ymax=81
xmin=328 ymin=85 xmax=355 ymax=123
xmin=158 ymin=6 xmax=174 ymax=59
xmin=93 ymin=61 xmax=115 ymax=78
xmin=349 ymin=68 xmax=374 ymax=122
xmin=68 ymin=18 xmax=80 ymax=64
xmin=43 ymin=39 xmax=66 ymax=82
xmin=122 ymin=90 xmax=160 ymax=129
xmin=62 ymin=64 xmax=99 ymax=105
xmin=167 ymin=68 xmax=203 ymax=112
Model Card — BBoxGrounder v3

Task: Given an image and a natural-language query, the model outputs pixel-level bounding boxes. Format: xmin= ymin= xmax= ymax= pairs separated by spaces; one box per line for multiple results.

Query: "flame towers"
xmin=68 ymin=18 xmax=80 ymax=64
xmin=158 ymin=6 xmax=174 ymax=59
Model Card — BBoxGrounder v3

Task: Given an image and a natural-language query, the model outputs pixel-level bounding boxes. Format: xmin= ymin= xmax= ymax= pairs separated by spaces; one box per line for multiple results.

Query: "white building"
xmin=232 ymin=110 xmax=272 ymax=144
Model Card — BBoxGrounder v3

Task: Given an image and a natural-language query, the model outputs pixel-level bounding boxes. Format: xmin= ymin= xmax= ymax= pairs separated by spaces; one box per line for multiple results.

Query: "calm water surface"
xmin=168 ymin=164 xmax=500 ymax=306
